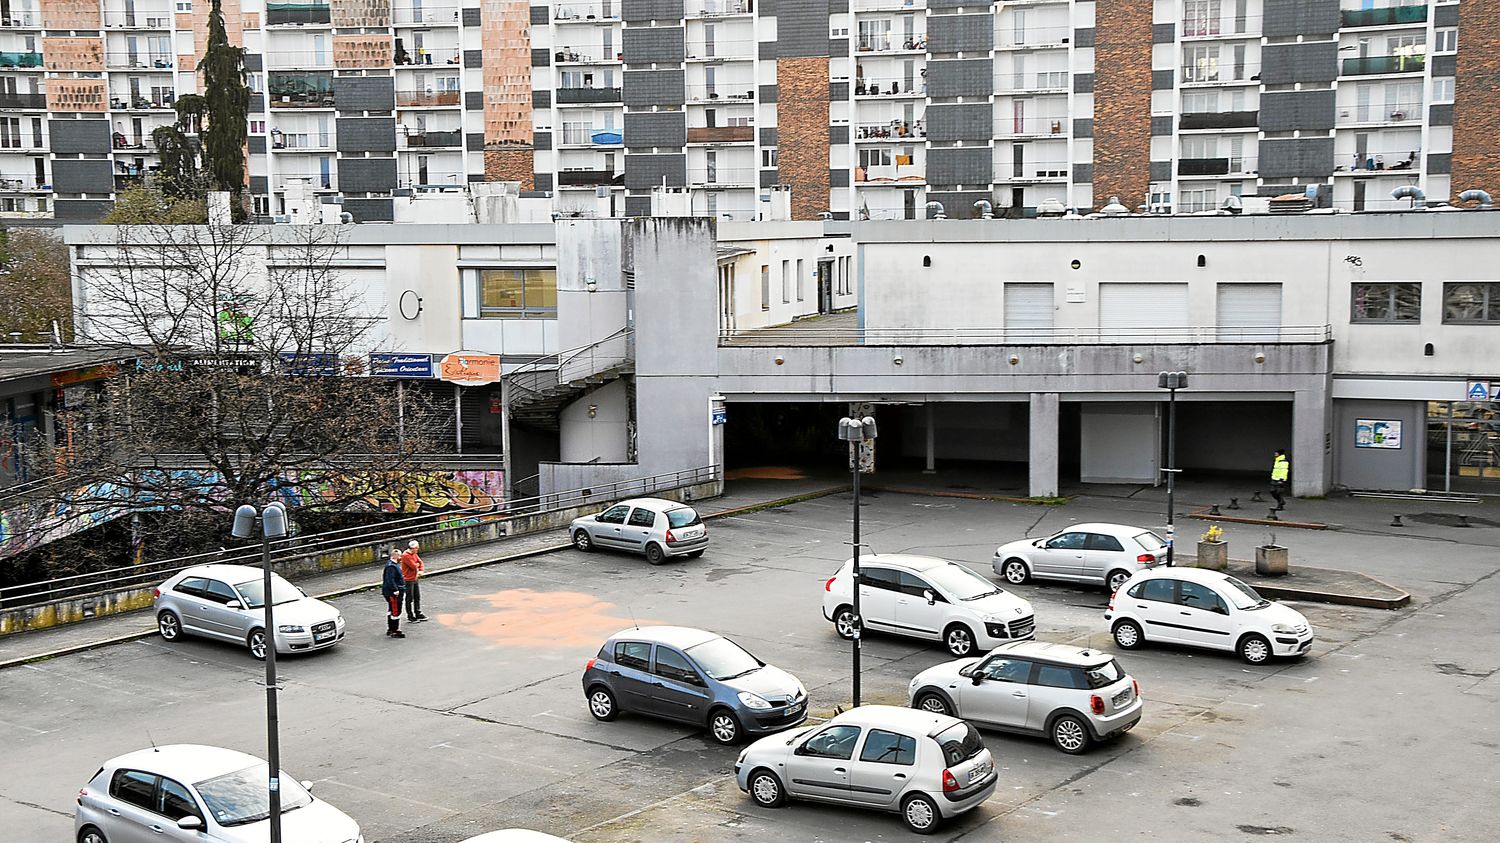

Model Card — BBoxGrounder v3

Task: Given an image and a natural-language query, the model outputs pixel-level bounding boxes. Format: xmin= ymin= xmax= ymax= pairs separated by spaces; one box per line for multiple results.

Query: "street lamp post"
xmin=1157 ymin=372 xmax=1188 ymax=565
xmin=231 ymin=502 xmax=290 ymax=843
xmin=838 ymin=415 xmax=877 ymax=707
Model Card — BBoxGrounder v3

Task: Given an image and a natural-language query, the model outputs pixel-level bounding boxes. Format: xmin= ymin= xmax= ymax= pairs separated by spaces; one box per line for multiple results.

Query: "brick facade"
xmin=776 ymin=57 xmax=831 ymax=221
xmin=1092 ymin=0 xmax=1153 ymax=209
xmin=482 ymin=0 xmax=535 ymax=145
xmin=43 ymin=0 xmax=100 ymax=28
xmin=485 ymin=148 xmax=535 ymax=190
xmin=1451 ymin=0 xmax=1500 ymax=200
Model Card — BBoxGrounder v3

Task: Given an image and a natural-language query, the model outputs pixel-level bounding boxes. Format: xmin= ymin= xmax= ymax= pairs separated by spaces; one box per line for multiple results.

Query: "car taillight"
xmin=942 ymin=769 xmax=959 ymax=793
xmin=77 ymin=788 xmax=87 ymax=805
xmin=1107 ymin=592 xmax=1115 ymax=612
xmin=152 ymin=587 xmax=160 ymax=599
xmin=665 ymin=528 xmax=676 ymax=543
xmin=1090 ymin=695 xmax=1105 ymax=714
xmin=1133 ymin=679 xmax=1141 ymax=698
xmin=825 ymin=576 xmax=836 ymax=592
xmin=1137 ymin=554 xmax=1154 ymax=563
xmin=585 ymin=658 xmax=596 ymax=671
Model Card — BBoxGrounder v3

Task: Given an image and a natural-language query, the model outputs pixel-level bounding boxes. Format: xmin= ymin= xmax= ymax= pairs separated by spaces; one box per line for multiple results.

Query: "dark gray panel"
xmin=760 ymin=127 xmax=777 ymax=145
xmin=249 ymin=176 xmax=269 ymax=194
xmin=1074 ymin=28 xmax=1094 ymax=48
xmin=829 ymin=124 xmax=848 ymax=144
xmin=243 ymin=53 xmax=262 ymax=72
xmin=1072 ymin=162 xmax=1093 ymax=184
xmin=623 ymin=26 xmax=685 ymax=63
xmin=53 ymin=199 xmax=114 ymax=221
xmin=248 ymin=134 xmax=267 ymax=154
xmin=830 ymin=38 xmax=848 ymax=58
xmin=760 ymin=169 xmax=778 ymax=188
xmin=1151 ymin=69 xmax=1173 ymax=90
xmin=534 ymin=131 xmax=552 ymax=151
xmin=759 ymin=85 xmax=777 ymax=104
xmin=530 ymin=5 xmax=547 ymax=24
xmin=1435 ymin=4 xmax=1458 ymax=26
xmin=1259 ymin=89 xmax=1335 ymax=132
xmin=249 ymin=93 xmax=266 ymax=114
xmin=1152 ymin=23 xmax=1175 ymax=43
xmin=777 ymin=0 xmax=832 ymax=58
xmin=52 ymin=159 xmax=115 ymax=194
xmin=1260 ymin=41 xmax=1337 ymax=85
xmin=48 ymin=119 xmax=110 ymax=154
xmin=534 ymin=90 xmax=551 ymax=108
xmin=1262 ymin=0 xmax=1340 ymax=37
xmin=337 ymin=157 xmax=398 ymax=192
xmin=623 ymin=0 xmax=683 ymax=20
xmin=343 ymin=197 xmax=394 ymax=222
xmin=927 ymin=146 xmax=993 ymax=186
xmin=1149 ymin=161 xmax=1171 ymax=182
xmin=1073 ymin=118 xmax=1093 ymax=139
xmin=467 ymin=132 xmax=484 ymax=151
xmin=1427 ymin=153 xmax=1451 ymax=175
xmin=336 ymin=117 xmax=396 ymax=152
xmin=927 ymin=58 xmax=993 ymax=99
xmin=467 ymin=174 xmax=486 ymax=184
xmin=533 ymin=48 xmax=550 ymax=66
xmin=926 ymin=102 xmax=991 ymax=142
xmin=1259 ymin=137 xmax=1335 ymax=179
xmin=1429 ymin=104 xmax=1453 ymax=126
xmin=1431 ymin=54 xmax=1456 ymax=77
xmin=828 ymin=0 xmax=847 ymax=12
xmin=830 ymin=81 xmax=848 ymax=100
xmin=625 ymin=195 xmax=652 ymax=216
xmin=1073 ymin=73 xmax=1093 ymax=94
xmin=929 ymin=14 xmax=993 ymax=53
xmin=759 ymin=40 xmax=777 ymax=61
xmin=335 ymin=76 xmax=394 ymax=112
xmin=926 ymin=191 xmax=994 ymax=219
xmin=624 ymin=111 xmax=686 ymax=147
xmin=624 ymin=153 xmax=687 ymax=189
xmin=623 ymin=69 xmax=686 ymax=107
xmin=466 ymin=91 xmax=485 ymax=111
xmin=534 ymin=172 xmax=553 ymax=192
xmin=463 ymin=7 xmax=482 ymax=26
xmin=830 ymin=168 xmax=849 ymax=187
xmin=464 ymin=49 xmax=483 ymax=69
xmin=1151 ymin=115 xmax=1172 ymax=135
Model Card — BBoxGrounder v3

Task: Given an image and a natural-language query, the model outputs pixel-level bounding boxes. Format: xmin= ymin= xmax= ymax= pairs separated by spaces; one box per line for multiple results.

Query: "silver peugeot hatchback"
xmin=569 ymin=497 xmax=707 ymax=564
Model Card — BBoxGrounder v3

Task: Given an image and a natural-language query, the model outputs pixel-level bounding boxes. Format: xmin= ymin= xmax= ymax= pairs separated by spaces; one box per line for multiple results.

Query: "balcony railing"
xmin=687 ymin=0 xmax=753 ymax=16
xmin=1338 ymin=150 xmax=1420 ymax=173
xmin=397 ymin=89 xmax=461 ymax=106
xmin=400 ymin=171 xmax=466 ymax=189
xmin=0 ymin=10 xmax=40 ymax=28
xmin=996 ymin=26 xmax=1071 ymax=49
xmin=554 ymin=2 xmax=620 ymax=21
xmin=266 ymin=2 xmax=332 ymax=26
xmin=998 ymin=162 xmax=1070 ymax=181
xmin=687 ymin=125 xmax=754 ymax=143
xmin=685 ymin=85 xmax=755 ymax=102
xmin=856 ymin=34 xmax=927 ymax=53
xmin=0 ymin=177 xmax=46 ymax=191
xmin=393 ymin=3 xmax=461 ymax=25
xmin=109 ymin=94 xmax=176 ymax=110
xmin=1178 ymin=157 xmax=1231 ymax=176
xmin=403 ymin=129 xmax=463 ymax=147
xmin=854 ymin=78 xmax=925 ymax=96
xmin=996 ymin=71 xmax=1069 ymax=92
xmin=1341 ymin=5 xmax=1427 ymax=28
xmin=0 ymin=51 xmax=42 ymax=68
xmin=0 ymin=92 xmax=46 ymax=109
xmin=686 ymin=39 xmax=756 ymax=60
xmin=271 ymin=133 xmax=333 ymax=150
xmin=1347 ymin=100 xmax=1423 ymax=123
xmin=1181 ymin=63 xmax=1260 ymax=83
xmin=394 ymin=48 xmax=462 ymax=66
xmin=856 ymin=121 xmax=925 ymax=140
xmin=554 ymin=49 xmax=621 ymax=64
xmin=102 ymin=11 xmax=174 ymax=28
xmin=269 ymin=73 xmax=335 ymax=107
xmin=557 ymin=169 xmax=621 ymax=186
xmin=1342 ymin=54 xmax=1425 ymax=75
xmin=996 ymin=117 xmax=1070 ymax=136
xmin=557 ymin=86 xmax=623 ymax=104
xmin=105 ymin=52 xmax=175 ymax=69
xmin=689 ymin=167 xmax=756 ymax=186
xmin=1179 ymin=110 xmax=1258 ymax=129
xmin=720 ymin=324 xmax=1335 ymax=347
xmin=560 ymin=127 xmax=623 ymax=145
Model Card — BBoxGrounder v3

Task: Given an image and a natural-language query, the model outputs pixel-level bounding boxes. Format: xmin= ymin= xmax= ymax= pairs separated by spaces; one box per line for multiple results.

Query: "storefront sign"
xmin=277 ymin=352 xmax=338 ymax=376
xmin=1466 ymin=381 xmax=1495 ymax=401
xmin=439 ymin=352 xmax=501 ymax=385
xmin=711 ymin=407 xmax=727 ymax=425
xmin=369 ymin=352 xmax=435 ymax=378
xmin=1355 ymin=419 xmax=1403 ymax=449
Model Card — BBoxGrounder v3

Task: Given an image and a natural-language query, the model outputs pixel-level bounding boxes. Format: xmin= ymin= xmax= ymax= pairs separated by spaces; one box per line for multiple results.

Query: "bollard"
xmin=1267 ymin=508 xmax=1279 ymax=521
xmin=1390 ymin=514 xmax=1403 ymax=527
xmin=1228 ymin=497 xmax=1240 ymax=510
xmin=1209 ymin=504 xmax=1221 ymax=515
xmin=1251 ymin=491 xmax=1265 ymax=503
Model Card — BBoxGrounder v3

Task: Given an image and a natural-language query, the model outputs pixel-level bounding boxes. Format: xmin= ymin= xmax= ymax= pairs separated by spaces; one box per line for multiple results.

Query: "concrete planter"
xmin=1255 ymin=545 xmax=1289 ymax=577
xmin=1197 ymin=541 xmax=1228 ymax=571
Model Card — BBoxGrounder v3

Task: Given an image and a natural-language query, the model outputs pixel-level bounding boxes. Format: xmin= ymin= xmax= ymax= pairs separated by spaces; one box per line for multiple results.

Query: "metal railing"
xmin=0 ymin=463 xmax=716 ymax=612
xmin=720 ymin=324 xmax=1334 ymax=347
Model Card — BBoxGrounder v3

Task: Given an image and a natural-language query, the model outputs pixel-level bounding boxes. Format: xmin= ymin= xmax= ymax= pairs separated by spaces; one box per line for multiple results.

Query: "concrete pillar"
xmin=1029 ymin=393 xmax=1060 ymax=497
xmin=849 ymin=401 xmax=876 ymax=473
xmin=1291 ymin=389 xmax=1331 ymax=496
xmin=923 ymin=403 xmax=936 ymax=473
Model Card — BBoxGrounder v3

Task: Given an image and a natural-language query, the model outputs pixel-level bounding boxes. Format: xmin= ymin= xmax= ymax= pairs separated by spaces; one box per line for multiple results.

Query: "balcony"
xmin=1178 ymin=157 xmax=1231 ymax=176
xmin=554 ymin=2 xmax=621 ymax=22
xmin=1342 ymin=100 xmax=1423 ymax=124
xmin=267 ymin=2 xmax=332 ymax=26
xmin=400 ymin=171 xmax=466 ymax=189
xmin=996 ymin=117 xmax=1070 ymax=138
xmin=394 ymin=47 xmax=462 ymax=66
xmin=687 ymin=125 xmax=754 ymax=143
xmin=554 ymin=49 xmax=621 ymax=64
xmin=402 ymin=129 xmax=463 ymax=148
xmin=1342 ymin=55 xmax=1425 ymax=76
xmin=557 ymin=169 xmax=621 ymax=187
xmin=1335 ymin=150 xmax=1420 ymax=173
xmin=856 ymin=34 xmax=927 ymax=53
xmin=105 ymin=52 xmax=175 ymax=70
xmin=557 ymin=86 xmax=623 ymax=104
xmin=102 ymin=11 xmax=174 ymax=28
xmin=686 ymin=39 xmax=755 ymax=61
xmin=0 ymin=92 xmax=45 ymax=109
xmin=856 ymin=120 xmax=925 ymax=140
xmin=689 ymin=167 xmax=756 ymax=187
xmin=0 ymin=51 xmax=42 ymax=68
xmin=396 ymin=90 xmax=460 ymax=107
xmin=687 ymin=0 xmax=753 ymax=16
xmin=109 ymin=93 xmax=176 ymax=111
xmin=269 ymin=73 xmax=335 ymax=108
xmin=393 ymin=3 xmax=461 ymax=25
xmin=854 ymin=78 xmax=924 ymax=97
xmin=1179 ymin=110 xmax=1258 ymax=130
xmin=0 ymin=10 xmax=40 ymax=28
xmin=0 ymin=177 xmax=46 ymax=191
xmin=685 ymin=85 xmax=755 ymax=103
xmin=271 ymin=132 xmax=334 ymax=151
xmin=1181 ymin=64 xmax=1260 ymax=84
xmin=1341 ymin=5 xmax=1427 ymax=28
xmin=559 ymin=128 xmax=622 ymax=145
xmin=998 ymin=162 xmax=1069 ymax=182
xmin=996 ymin=26 xmax=1071 ymax=50
xmin=996 ymin=71 xmax=1069 ymax=93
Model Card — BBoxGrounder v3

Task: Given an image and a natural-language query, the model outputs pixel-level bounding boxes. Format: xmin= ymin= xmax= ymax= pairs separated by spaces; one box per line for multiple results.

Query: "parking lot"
xmin=3 ymin=488 xmax=1499 ymax=842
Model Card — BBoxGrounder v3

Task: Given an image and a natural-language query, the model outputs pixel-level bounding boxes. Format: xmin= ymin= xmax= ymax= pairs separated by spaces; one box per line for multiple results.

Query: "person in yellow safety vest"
xmin=1270 ymin=449 xmax=1290 ymax=511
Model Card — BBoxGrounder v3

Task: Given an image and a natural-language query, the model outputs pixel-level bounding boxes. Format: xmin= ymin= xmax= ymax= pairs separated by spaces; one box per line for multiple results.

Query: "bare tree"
xmin=0 ymin=228 xmax=72 ymax=341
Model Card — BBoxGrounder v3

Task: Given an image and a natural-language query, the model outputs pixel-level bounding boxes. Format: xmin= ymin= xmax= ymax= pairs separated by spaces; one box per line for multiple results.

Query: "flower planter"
xmin=1255 ymin=545 xmax=1289 ymax=577
xmin=1197 ymin=541 xmax=1228 ymax=571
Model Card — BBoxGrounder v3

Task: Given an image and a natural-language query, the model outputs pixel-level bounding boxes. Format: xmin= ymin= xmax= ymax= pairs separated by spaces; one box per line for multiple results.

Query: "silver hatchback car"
xmin=154 ymin=564 xmax=345 ymax=660
xmin=569 ymin=497 xmax=707 ymax=564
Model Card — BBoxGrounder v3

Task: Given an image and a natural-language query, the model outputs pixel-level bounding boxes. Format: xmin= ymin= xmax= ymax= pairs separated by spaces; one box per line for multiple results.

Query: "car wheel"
xmin=78 ymin=826 xmax=108 ymax=843
xmin=1051 ymin=714 xmax=1092 ymax=755
xmin=1113 ymin=619 xmax=1144 ymax=650
xmin=247 ymin=629 xmax=268 ymax=661
xmin=587 ymin=685 xmax=618 ymax=721
xmin=1106 ymin=569 xmax=1131 ymax=593
xmin=573 ymin=529 xmax=594 ymax=552
xmin=833 ymin=605 xmax=859 ymax=640
xmin=157 ymin=610 xmax=182 ymax=642
xmin=748 ymin=768 xmax=787 ymax=808
xmin=1239 ymin=633 xmax=1273 ymax=665
xmin=645 ymin=543 xmax=666 ymax=566
xmin=1001 ymin=558 xmax=1030 ymax=585
xmin=708 ymin=708 xmax=742 ymax=745
xmin=943 ymin=623 xmax=976 ymax=657
xmin=914 ymin=692 xmax=952 ymax=716
xmin=901 ymin=793 xmax=942 ymax=834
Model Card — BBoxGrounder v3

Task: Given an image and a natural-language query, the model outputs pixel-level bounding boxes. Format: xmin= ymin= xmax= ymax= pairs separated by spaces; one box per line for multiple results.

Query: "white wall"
xmin=717 ymin=221 xmax=856 ymax=331
xmin=560 ymin=378 xmax=630 ymax=463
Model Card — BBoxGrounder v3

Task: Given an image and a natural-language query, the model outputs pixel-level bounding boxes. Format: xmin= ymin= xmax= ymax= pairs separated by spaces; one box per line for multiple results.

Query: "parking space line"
xmin=312 ymin=777 xmax=454 ymax=813
xmin=570 ymin=778 xmax=722 ymax=837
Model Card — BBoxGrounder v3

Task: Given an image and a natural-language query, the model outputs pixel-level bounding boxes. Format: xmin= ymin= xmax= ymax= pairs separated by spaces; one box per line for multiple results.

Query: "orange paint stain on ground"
xmin=725 ymin=466 xmax=808 ymax=481
xmin=437 ymin=588 xmax=659 ymax=648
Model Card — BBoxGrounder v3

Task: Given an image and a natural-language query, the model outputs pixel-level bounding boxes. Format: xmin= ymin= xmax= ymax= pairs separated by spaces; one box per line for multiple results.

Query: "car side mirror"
xmin=177 ymin=816 xmax=203 ymax=830
xmin=971 ymin=673 xmax=984 ymax=686
xmin=923 ymin=589 xmax=936 ymax=606
xmin=226 ymin=600 xmax=243 ymax=610
xmin=300 ymin=779 xmax=315 ymax=792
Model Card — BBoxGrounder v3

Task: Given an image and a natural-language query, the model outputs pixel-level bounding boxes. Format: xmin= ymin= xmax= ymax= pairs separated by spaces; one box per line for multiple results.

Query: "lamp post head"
xmin=230 ymin=505 xmax=259 ymax=539
xmin=261 ymin=502 xmax=289 ymax=539
xmin=839 ymin=416 xmax=879 ymax=442
xmin=1157 ymin=371 xmax=1189 ymax=390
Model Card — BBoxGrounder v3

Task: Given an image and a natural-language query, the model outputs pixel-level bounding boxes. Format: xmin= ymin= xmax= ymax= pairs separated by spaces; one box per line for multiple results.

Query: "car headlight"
xmin=1271 ymin=623 xmax=1298 ymax=634
xmin=738 ymin=692 xmax=772 ymax=710
xmin=737 ymin=750 xmax=748 ymax=765
xmin=277 ymin=625 xmax=306 ymax=633
xmin=794 ymin=681 xmax=806 ymax=699
xmin=981 ymin=614 xmax=1006 ymax=625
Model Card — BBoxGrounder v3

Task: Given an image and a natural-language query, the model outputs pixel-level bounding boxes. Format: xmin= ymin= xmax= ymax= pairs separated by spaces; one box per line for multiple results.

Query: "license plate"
xmin=685 ymin=528 xmax=703 ymax=538
xmin=315 ymin=632 xmax=334 ymax=643
xmin=968 ymin=763 xmax=989 ymax=784
xmin=1113 ymin=689 xmax=1132 ymax=706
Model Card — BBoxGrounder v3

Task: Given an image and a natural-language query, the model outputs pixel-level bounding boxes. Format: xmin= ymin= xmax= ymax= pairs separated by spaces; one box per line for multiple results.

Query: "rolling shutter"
xmin=1099 ymin=283 xmax=1190 ymax=341
xmin=1216 ymin=283 xmax=1282 ymax=341
xmin=1004 ymin=283 xmax=1055 ymax=330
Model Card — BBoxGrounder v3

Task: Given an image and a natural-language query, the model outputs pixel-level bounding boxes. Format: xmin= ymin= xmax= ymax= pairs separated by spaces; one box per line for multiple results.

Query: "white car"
xmin=154 ymin=564 xmax=345 ymax=660
xmin=569 ymin=497 xmax=708 ymax=564
xmin=1105 ymin=568 xmax=1315 ymax=665
xmin=76 ymin=744 xmax=362 ymax=843
xmin=823 ymin=554 xmax=1035 ymax=657
xmin=734 ymin=705 xmax=997 ymax=834
xmin=993 ymin=522 xmax=1169 ymax=593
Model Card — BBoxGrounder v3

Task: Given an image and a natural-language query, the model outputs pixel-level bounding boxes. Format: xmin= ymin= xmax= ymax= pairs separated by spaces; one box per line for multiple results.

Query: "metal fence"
xmin=720 ymin=324 xmax=1334 ymax=347
xmin=0 ymin=465 xmax=718 ymax=612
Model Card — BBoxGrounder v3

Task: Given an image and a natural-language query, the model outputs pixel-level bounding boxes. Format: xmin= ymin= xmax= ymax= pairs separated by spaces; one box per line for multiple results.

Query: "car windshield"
xmin=686 ymin=636 xmax=763 ymax=681
xmin=932 ymin=722 xmax=985 ymax=766
xmin=926 ymin=563 xmax=1003 ymax=601
xmin=1223 ymin=576 xmax=1270 ymax=610
xmin=195 ymin=764 xmax=312 ymax=827
xmin=666 ymin=507 xmax=701 ymax=529
xmin=234 ymin=575 xmax=304 ymax=609
xmin=1133 ymin=531 xmax=1167 ymax=552
xmin=1083 ymin=659 xmax=1125 ymax=689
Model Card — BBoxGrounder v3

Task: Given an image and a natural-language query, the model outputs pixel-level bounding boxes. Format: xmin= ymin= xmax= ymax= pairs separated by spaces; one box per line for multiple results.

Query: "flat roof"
xmin=0 ymin=346 xmax=140 ymax=384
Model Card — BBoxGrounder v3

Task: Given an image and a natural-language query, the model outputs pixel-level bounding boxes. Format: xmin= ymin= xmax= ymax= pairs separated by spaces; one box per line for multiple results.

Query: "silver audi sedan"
xmin=154 ymin=564 xmax=345 ymax=660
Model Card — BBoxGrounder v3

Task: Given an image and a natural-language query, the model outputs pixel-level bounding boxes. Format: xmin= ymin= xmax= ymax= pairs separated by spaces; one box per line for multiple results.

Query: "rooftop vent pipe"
xmin=1458 ymin=189 xmax=1494 ymax=209
xmin=1099 ymin=195 xmax=1129 ymax=216
xmin=973 ymin=200 xmax=993 ymax=219
xmin=925 ymin=201 xmax=946 ymax=220
xmin=1391 ymin=185 xmax=1426 ymax=206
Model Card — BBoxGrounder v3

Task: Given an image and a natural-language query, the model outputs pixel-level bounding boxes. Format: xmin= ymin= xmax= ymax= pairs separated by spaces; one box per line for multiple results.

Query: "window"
xmin=597 ymin=504 xmax=630 ymax=524
xmin=1177 ymin=581 xmax=1226 ymax=613
xmin=1087 ymin=533 xmax=1125 ymax=552
xmin=859 ymin=147 xmax=892 ymax=169
xmin=203 ymin=580 xmax=239 ymax=605
xmin=1046 ymin=531 xmax=1088 ymax=550
xmin=1133 ymin=532 xmax=1167 ymax=552
xmin=1184 ymin=44 xmax=1220 ymax=82
xmin=1130 ymin=578 xmax=1177 ymax=603
xmin=762 ymin=148 xmax=778 ymax=167
xmin=195 ymin=765 xmax=311 ymax=826
xmin=476 ymin=268 xmax=557 ymax=318
xmin=1182 ymin=135 xmax=1216 ymax=160
xmin=802 ymin=725 xmax=862 ymax=759
xmin=1184 ymin=0 xmax=1221 ymax=37
xmin=1082 ymin=660 xmax=1126 ymax=690
xmin=249 ymin=119 xmax=265 ymax=134
xmin=175 ymin=577 xmax=208 ymax=598
xmin=1433 ymin=77 xmax=1454 ymax=103
xmin=627 ymin=508 xmax=657 ymax=527
xmin=1180 ymin=186 xmax=1218 ymax=213
xmin=860 ymin=566 xmax=900 ymax=591
xmin=685 ymin=636 xmax=762 ymax=680
xmin=111 ymin=770 xmax=157 ymax=810
xmin=1351 ymin=282 xmax=1421 ymax=323
xmin=933 ymin=722 xmax=984 ymax=766
xmin=176 ymin=1 xmax=194 ymax=11
xmin=979 ymin=657 xmax=1031 ymax=682
xmin=666 ymin=507 xmax=700 ymax=528
xmin=860 ymin=730 xmax=917 ymax=765
xmin=1035 ymin=664 xmax=1084 ymax=689
xmin=760 ymin=264 xmax=770 ymax=310
xmin=652 ymin=647 xmax=702 ymax=685
xmin=795 ymin=258 xmax=804 ymax=301
xmin=158 ymin=778 xmax=201 ymax=822
xmin=1182 ymin=90 xmax=1217 ymax=114
xmin=1435 ymin=28 xmax=1457 ymax=53
xmin=897 ymin=571 xmax=940 ymax=599
xmin=615 ymin=641 xmax=651 ymax=671
xmin=1443 ymin=282 xmax=1500 ymax=324
xmin=781 ymin=259 xmax=790 ymax=303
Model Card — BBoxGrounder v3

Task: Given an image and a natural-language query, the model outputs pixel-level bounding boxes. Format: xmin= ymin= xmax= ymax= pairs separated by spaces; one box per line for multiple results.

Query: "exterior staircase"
xmin=505 ymin=329 xmax=633 ymax=431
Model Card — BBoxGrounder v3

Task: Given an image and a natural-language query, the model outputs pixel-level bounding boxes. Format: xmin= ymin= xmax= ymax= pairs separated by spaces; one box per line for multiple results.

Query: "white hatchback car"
xmin=1106 ymin=568 xmax=1315 ymax=665
xmin=823 ymin=554 xmax=1035 ymax=657
xmin=569 ymin=497 xmax=708 ymax=564
xmin=993 ymin=522 xmax=1169 ymax=593
xmin=734 ymin=705 xmax=997 ymax=834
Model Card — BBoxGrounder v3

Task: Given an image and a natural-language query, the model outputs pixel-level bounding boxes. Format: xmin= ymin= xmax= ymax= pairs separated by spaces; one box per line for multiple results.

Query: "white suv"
xmin=1106 ymin=568 xmax=1315 ymax=665
xmin=823 ymin=554 xmax=1035 ymax=657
